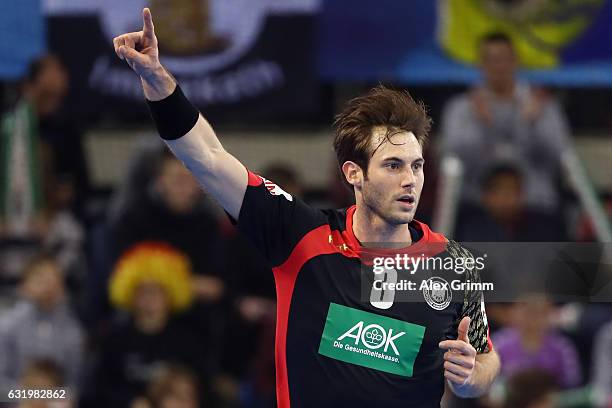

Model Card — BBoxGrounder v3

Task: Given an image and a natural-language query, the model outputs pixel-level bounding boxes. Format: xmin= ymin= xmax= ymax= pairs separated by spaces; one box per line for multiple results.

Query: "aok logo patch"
xmin=318 ymin=303 xmax=425 ymax=377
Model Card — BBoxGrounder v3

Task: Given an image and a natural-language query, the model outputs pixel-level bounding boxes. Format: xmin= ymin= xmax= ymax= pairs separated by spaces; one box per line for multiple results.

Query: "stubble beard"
xmin=362 ymin=182 xmax=414 ymax=226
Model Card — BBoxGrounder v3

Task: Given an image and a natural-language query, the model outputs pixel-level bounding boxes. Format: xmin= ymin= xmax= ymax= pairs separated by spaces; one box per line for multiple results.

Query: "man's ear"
xmin=341 ymin=161 xmax=363 ymax=190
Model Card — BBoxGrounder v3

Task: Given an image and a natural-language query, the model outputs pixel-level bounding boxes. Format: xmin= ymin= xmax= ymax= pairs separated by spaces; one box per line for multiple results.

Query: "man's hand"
xmin=439 ymin=316 xmax=477 ymax=388
xmin=113 ymin=8 xmax=175 ymax=100
xmin=111 ymin=10 xmax=248 ymax=222
xmin=439 ymin=316 xmax=500 ymax=398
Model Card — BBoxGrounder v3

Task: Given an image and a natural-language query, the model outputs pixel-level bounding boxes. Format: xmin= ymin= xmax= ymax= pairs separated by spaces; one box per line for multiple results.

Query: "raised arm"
xmin=113 ymin=8 xmax=247 ymax=219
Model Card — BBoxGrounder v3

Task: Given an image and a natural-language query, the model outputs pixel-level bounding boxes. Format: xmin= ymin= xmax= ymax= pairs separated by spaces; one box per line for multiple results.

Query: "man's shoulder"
xmin=446 ymin=239 xmax=474 ymax=257
xmin=319 ymin=207 xmax=349 ymax=230
xmin=443 ymin=239 xmax=488 ymax=283
xmin=414 ymin=220 xmax=448 ymax=243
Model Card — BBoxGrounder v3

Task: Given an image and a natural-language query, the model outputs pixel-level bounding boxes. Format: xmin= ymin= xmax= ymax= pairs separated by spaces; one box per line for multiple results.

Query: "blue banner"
xmin=318 ymin=0 xmax=612 ymax=86
xmin=0 ymin=0 xmax=45 ymax=79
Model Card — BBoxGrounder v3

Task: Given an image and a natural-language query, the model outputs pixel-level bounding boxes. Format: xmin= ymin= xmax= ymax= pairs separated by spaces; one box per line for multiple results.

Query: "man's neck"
xmin=486 ymin=81 xmax=515 ymax=99
xmin=352 ymin=205 xmax=413 ymax=246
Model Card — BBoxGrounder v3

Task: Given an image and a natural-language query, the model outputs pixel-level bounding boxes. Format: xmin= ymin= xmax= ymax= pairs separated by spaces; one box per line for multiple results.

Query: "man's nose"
xmin=401 ymin=168 xmax=416 ymax=188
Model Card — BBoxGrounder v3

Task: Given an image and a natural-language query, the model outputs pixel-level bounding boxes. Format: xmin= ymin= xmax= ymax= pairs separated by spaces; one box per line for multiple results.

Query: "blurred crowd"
xmin=0 ymin=33 xmax=610 ymax=408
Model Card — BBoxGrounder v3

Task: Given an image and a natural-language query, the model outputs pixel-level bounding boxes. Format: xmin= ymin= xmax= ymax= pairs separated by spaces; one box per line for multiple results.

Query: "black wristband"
xmin=146 ymin=85 xmax=199 ymax=140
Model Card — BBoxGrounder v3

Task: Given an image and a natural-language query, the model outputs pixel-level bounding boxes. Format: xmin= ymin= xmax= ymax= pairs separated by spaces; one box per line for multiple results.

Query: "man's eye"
xmin=386 ymin=163 xmax=400 ymax=170
xmin=412 ymin=163 xmax=423 ymax=170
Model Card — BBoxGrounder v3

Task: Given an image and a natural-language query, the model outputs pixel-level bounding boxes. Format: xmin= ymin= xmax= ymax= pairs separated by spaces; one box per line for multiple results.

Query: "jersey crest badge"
xmin=422 ymin=277 xmax=452 ymax=310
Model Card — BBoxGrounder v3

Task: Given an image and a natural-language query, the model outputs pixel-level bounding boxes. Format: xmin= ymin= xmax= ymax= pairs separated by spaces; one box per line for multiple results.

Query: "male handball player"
xmin=114 ymin=8 xmax=500 ymax=407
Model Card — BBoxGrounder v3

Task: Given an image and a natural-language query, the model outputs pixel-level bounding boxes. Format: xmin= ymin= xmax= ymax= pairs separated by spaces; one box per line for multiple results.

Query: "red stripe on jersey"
xmin=343 ymin=205 xmax=448 ymax=260
xmin=247 ymin=170 xmax=263 ymax=186
xmin=272 ymin=224 xmax=358 ymax=408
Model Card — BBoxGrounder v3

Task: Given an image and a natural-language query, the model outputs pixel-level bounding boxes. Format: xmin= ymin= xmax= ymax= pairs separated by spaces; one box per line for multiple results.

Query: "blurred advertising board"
xmin=43 ymin=0 xmax=322 ymax=123
xmin=318 ymin=0 xmax=612 ymax=86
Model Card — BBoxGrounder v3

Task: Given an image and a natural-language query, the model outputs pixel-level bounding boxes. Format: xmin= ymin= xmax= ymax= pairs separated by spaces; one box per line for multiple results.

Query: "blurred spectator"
xmin=592 ymin=319 xmax=612 ymax=407
xmin=130 ymin=364 xmax=201 ymax=408
xmin=220 ymin=238 xmax=275 ymax=406
xmin=502 ymin=369 xmax=559 ymax=408
xmin=0 ymin=55 xmax=87 ymax=283
xmin=0 ymin=56 xmax=53 ymax=280
xmin=21 ymin=55 xmax=89 ymax=213
xmin=1 ymin=54 xmax=89 ymax=217
xmin=86 ymin=138 xmax=164 ymax=325
xmin=93 ymin=242 xmax=209 ymax=408
xmin=42 ymin=176 xmax=86 ymax=292
xmin=106 ymin=138 xmax=165 ymax=226
xmin=0 ymin=254 xmax=84 ymax=391
xmin=16 ymin=359 xmax=73 ymax=408
xmin=574 ymin=196 xmax=612 ymax=241
xmin=441 ymin=32 xmax=572 ymax=212
xmin=110 ymin=149 xmax=225 ymax=304
xmin=455 ymin=163 xmax=567 ymax=241
xmin=0 ymin=174 xmax=86 ymax=291
xmin=105 ymin=149 xmax=226 ymax=374
xmin=492 ymin=295 xmax=582 ymax=389
xmin=241 ymin=313 xmax=276 ymax=408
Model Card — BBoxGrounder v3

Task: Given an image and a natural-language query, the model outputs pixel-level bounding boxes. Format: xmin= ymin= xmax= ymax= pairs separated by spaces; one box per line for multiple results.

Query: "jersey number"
xmin=370 ymin=268 xmax=397 ymax=310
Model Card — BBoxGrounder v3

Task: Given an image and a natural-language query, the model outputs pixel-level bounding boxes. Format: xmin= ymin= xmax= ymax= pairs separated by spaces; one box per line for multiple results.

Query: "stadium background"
xmin=0 ymin=0 xmax=611 ymax=407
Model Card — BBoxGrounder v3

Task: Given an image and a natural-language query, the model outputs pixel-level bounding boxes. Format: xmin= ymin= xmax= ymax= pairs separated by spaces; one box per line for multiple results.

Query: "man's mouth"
xmin=397 ymin=195 xmax=416 ymax=205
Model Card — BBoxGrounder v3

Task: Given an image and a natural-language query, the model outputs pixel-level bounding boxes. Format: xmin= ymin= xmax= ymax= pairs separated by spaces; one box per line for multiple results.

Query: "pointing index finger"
xmin=142 ymin=7 xmax=155 ymax=38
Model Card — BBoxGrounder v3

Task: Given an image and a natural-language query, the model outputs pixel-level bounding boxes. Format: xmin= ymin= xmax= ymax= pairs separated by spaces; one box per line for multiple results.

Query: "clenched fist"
xmin=113 ymin=8 xmax=175 ymax=100
xmin=439 ymin=316 xmax=477 ymax=387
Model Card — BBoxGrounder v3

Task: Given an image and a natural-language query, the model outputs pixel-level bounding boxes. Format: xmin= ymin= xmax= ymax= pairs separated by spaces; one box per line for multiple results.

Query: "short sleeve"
xmin=232 ymin=171 xmax=325 ymax=267
xmin=461 ymin=282 xmax=493 ymax=354
xmin=448 ymin=241 xmax=493 ymax=354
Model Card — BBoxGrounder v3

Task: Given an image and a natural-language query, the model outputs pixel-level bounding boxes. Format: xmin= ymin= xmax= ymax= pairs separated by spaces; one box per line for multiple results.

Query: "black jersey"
xmin=232 ymin=171 xmax=493 ymax=408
